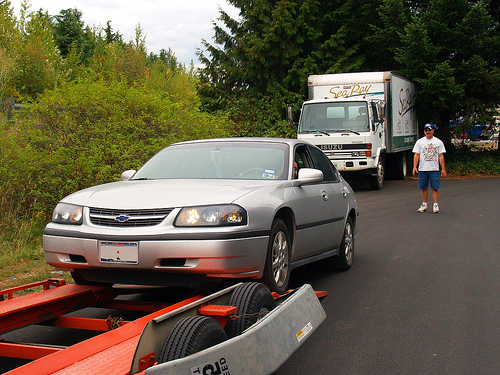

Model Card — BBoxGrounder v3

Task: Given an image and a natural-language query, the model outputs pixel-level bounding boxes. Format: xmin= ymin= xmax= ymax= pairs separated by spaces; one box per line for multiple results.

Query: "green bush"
xmin=225 ymin=94 xmax=297 ymax=138
xmin=447 ymin=147 xmax=500 ymax=176
xmin=0 ymin=77 xmax=232 ymax=217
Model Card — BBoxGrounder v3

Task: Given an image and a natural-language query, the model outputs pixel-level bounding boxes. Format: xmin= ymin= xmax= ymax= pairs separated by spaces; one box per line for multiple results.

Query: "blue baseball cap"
xmin=424 ymin=123 xmax=438 ymax=130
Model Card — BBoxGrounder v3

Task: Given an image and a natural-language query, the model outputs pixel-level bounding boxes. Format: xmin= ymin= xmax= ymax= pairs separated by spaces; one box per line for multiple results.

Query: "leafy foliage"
xmin=396 ymin=0 xmax=500 ymax=143
xmin=199 ymin=0 xmax=500 ymax=144
xmin=1 ymin=77 xmax=231 ymax=216
xmin=447 ymin=148 xmax=500 ymax=176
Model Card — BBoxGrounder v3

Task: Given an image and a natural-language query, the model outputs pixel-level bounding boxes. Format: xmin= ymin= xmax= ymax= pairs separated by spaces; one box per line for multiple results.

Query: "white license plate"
xmin=100 ymin=242 xmax=138 ymax=264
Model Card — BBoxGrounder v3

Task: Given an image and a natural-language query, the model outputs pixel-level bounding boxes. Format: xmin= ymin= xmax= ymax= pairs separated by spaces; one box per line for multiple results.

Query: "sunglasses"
xmin=424 ymin=128 xmax=433 ymax=132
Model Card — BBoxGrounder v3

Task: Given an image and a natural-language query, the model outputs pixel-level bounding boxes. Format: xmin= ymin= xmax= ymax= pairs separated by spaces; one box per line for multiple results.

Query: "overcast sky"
xmin=14 ymin=0 xmax=239 ymax=66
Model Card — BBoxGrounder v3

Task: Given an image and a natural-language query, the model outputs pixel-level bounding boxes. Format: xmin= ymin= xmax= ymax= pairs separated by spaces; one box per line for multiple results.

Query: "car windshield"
xmin=299 ymin=101 xmax=370 ymax=133
xmin=132 ymin=141 xmax=290 ymax=180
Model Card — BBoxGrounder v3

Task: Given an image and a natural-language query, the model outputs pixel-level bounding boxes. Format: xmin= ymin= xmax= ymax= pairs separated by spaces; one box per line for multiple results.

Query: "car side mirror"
xmin=293 ymin=168 xmax=324 ymax=187
xmin=121 ymin=170 xmax=136 ymax=181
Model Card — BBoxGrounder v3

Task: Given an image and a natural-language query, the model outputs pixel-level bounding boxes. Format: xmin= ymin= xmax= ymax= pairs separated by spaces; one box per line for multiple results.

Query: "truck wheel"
xmin=394 ymin=152 xmax=408 ymax=180
xmin=262 ymin=218 xmax=291 ymax=294
xmin=369 ymin=156 xmax=384 ymax=190
xmin=332 ymin=217 xmax=354 ymax=271
xmin=158 ymin=316 xmax=227 ymax=363
xmin=225 ymin=282 xmax=276 ymax=338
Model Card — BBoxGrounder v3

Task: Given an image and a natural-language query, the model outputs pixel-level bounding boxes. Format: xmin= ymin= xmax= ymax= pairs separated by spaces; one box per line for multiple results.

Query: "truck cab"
xmin=298 ymin=97 xmax=386 ymax=189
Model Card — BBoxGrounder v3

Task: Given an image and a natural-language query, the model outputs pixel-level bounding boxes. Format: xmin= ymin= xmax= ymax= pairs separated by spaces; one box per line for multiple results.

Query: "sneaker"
xmin=417 ymin=204 xmax=428 ymax=213
xmin=433 ymin=204 xmax=440 ymax=214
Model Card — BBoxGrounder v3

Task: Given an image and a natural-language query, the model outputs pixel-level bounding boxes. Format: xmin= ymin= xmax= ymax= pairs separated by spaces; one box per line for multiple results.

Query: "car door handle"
xmin=321 ymin=190 xmax=329 ymax=201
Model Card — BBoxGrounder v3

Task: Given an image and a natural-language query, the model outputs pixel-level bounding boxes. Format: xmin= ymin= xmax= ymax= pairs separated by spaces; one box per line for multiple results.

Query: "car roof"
xmin=171 ymin=137 xmax=309 ymax=148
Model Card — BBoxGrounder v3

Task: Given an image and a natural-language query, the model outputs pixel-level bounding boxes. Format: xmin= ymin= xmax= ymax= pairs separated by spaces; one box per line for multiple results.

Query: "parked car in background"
xmin=43 ymin=138 xmax=358 ymax=293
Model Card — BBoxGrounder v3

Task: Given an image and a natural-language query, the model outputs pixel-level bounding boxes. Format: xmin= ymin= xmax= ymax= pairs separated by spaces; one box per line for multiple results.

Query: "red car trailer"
xmin=0 ymin=279 xmax=326 ymax=375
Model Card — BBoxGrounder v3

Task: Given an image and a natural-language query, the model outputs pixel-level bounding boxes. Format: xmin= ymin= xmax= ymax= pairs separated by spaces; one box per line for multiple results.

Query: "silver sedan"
xmin=43 ymin=138 xmax=358 ymax=294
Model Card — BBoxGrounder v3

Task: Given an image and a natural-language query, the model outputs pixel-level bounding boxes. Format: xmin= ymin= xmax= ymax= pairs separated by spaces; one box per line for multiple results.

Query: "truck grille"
xmin=89 ymin=207 xmax=173 ymax=227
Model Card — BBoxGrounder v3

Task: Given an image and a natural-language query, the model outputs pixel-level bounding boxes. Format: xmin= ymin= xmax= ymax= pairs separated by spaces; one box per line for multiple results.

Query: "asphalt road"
xmin=280 ymin=176 xmax=500 ymax=375
xmin=1 ymin=177 xmax=499 ymax=374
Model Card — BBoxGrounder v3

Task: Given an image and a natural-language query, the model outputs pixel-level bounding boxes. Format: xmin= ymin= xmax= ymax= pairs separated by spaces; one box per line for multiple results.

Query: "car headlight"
xmin=52 ymin=203 xmax=83 ymax=225
xmin=175 ymin=204 xmax=247 ymax=227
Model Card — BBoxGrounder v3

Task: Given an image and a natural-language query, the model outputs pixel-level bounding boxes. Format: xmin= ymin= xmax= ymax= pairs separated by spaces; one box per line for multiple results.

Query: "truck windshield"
xmin=299 ymin=101 xmax=370 ymax=134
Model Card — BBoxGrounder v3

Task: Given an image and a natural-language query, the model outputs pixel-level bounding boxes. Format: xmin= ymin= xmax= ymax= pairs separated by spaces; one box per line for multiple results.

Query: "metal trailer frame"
xmin=0 ymin=279 xmax=326 ymax=375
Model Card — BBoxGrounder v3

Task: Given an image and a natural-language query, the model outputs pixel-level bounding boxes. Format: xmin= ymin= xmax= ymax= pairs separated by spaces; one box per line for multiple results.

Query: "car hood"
xmin=61 ymin=179 xmax=280 ymax=209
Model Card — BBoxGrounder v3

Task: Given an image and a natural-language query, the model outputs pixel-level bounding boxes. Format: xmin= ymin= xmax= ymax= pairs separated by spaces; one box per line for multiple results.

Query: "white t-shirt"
xmin=412 ymin=136 xmax=446 ymax=171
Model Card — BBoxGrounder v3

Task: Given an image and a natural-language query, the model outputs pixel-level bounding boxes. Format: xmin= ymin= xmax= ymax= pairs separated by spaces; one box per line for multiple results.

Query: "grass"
xmin=0 ymin=202 xmax=72 ymax=296
xmin=1 ymin=146 xmax=499 ymax=296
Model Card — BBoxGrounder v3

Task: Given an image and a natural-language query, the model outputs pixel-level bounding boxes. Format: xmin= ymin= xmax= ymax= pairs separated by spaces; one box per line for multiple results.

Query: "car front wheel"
xmin=262 ymin=218 xmax=290 ymax=294
xmin=333 ymin=217 xmax=354 ymax=271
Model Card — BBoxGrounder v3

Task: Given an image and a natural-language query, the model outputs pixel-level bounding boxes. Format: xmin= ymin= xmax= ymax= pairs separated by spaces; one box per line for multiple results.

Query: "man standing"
xmin=412 ymin=123 xmax=447 ymax=213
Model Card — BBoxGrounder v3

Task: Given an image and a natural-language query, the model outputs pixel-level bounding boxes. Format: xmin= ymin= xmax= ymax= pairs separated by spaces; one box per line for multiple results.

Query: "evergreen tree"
xmin=53 ymin=8 xmax=86 ymax=60
xmin=396 ymin=0 xmax=500 ymax=145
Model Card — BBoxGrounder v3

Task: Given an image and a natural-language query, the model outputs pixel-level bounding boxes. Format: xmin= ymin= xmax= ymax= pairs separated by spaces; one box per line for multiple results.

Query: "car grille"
xmin=89 ymin=207 xmax=173 ymax=227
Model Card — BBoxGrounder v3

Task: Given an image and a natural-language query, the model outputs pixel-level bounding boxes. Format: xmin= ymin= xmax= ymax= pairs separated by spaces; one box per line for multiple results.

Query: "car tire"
xmin=158 ymin=316 xmax=227 ymax=363
xmin=70 ymin=270 xmax=112 ymax=286
xmin=225 ymin=282 xmax=276 ymax=339
xmin=262 ymin=218 xmax=291 ymax=294
xmin=332 ymin=217 xmax=354 ymax=271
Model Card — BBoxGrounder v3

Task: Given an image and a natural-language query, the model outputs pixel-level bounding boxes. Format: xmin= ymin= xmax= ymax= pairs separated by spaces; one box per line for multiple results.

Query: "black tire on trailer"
xmin=225 ymin=282 xmax=276 ymax=339
xmin=158 ymin=316 xmax=227 ymax=363
xmin=332 ymin=217 xmax=354 ymax=271
xmin=262 ymin=218 xmax=291 ymax=294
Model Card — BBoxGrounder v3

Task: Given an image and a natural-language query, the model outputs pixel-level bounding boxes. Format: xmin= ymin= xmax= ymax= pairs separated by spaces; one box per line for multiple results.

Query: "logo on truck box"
xmin=329 ymin=84 xmax=372 ymax=99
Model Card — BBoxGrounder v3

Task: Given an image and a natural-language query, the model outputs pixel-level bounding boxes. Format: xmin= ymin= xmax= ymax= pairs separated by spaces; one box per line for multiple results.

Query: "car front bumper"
xmin=43 ymin=228 xmax=269 ymax=285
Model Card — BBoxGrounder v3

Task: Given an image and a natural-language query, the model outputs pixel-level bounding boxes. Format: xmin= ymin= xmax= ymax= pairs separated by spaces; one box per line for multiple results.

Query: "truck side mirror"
xmin=379 ymin=102 xmax=386 ymax=120
xmin=287 ymin=105 xmax=294 ymax=123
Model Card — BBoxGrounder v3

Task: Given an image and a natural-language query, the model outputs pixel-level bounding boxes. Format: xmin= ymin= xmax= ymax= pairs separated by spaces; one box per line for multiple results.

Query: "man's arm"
xmin=413 ymin=152 xmax=420 ymax=176
xmin=413 ymin=153 xmax=419 ymax=176
xmin=439 ymin=153 xmax=447 ymax=177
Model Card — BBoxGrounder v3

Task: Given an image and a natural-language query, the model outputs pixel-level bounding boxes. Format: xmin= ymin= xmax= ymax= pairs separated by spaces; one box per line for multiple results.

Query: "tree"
xmin=104 ymin=20 xmax=123 ymax=45
xmin=396 ymin=0 xmax=500 ymax=145
xmin=198 ymin=0 xmax=397 ymax=110
xmin=53 ymin=8 xmax=86 ymax=61
xmin=0 ymin=0 xmax=17 ymax=53
xmin=198 ymin=0 xmax=353 ymax=111
xmin=0 ymin=0 xmax=17 ymax=100
xmin=364 ymin=0 xmax=412 ymax=71
xmin=16 ymin=7 xmax=62 ymax=100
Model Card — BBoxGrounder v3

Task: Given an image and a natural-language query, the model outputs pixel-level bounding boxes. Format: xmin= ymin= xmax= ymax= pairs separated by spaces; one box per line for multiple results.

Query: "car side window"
xmin=308 ymin=146 xmax=340 ymax=182
xmin=293 ymin=146 xmax=313 ymax=179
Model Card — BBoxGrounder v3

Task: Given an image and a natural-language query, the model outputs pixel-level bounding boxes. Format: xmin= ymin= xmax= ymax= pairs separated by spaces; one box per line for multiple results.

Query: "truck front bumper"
xmin=329 ymin=157 xmax=377 ymax=173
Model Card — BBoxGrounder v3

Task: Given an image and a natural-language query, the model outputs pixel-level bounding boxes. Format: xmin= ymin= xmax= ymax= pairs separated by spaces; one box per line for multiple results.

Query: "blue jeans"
xmin=419 ymin=171 xmax=440 ymax=190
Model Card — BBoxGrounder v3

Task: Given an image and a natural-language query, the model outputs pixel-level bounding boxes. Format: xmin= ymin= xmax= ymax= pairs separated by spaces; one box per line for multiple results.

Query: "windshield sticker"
xmin=263 ymin=169 xmax=277 ymax=179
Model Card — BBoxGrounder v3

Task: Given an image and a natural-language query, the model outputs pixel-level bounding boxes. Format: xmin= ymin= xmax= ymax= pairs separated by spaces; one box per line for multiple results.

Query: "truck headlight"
xmin=175 ymin=205 xmax=247 ymax=227
xmin=52 ymin=203 xmax=83 ymax=225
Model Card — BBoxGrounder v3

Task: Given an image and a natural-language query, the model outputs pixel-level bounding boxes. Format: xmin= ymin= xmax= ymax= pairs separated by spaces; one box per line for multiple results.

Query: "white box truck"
xmin=296 ymin=71 xmax=417 ymax=189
